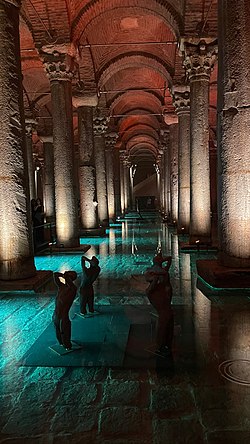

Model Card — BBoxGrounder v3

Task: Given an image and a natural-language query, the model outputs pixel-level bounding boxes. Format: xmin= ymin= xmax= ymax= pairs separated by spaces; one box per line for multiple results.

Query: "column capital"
xmin=42 ymin=51 xmax=76 ymax=81
xmin=25 ymin=118 xmax=37 ymax=136
xmin=171 ymin=85 xmax=190 ymax=115
xmin=93 ymin=117 xmax=108 ymax=136
xmin=181 ymin=38 xmax=217 ymax=82
xmin=105 ymin=132 xmax=118 ymax=150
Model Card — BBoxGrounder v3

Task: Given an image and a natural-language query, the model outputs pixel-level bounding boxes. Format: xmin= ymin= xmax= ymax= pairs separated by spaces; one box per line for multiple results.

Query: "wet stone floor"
xmin=0 ymin=214 xmax=250 ymax=444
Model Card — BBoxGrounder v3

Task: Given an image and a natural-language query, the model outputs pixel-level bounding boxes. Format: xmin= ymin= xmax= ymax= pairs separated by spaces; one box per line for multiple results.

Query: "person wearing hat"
xmin=144 ymin=253 xmax=173 ymax=356
xmin=79 ymin=255 xmax=101 ymax=316
xmin=53 ymin=270 xmax=78 ymax=350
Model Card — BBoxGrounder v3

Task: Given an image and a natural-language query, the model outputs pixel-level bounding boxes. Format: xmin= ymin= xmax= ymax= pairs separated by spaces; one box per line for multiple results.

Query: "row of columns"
xmin=159 ymin=13 xmax=249 ymax=268
xmin=0 ymin=0 xmax=249 ymax=282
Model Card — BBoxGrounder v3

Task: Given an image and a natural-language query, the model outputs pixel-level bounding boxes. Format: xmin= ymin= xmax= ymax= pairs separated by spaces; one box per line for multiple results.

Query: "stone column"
xmin=169 ymin=124 xmax=179 ymax=224
xmin=41 ymin=136 xmax=55 ymax=222
xmin=93 ymin=116 xmax=109 ymax=226
xmin=74 ymin=100 xmax=98 ymax=230
xmin=123 ymin=156 xmax=131 ymax=212
xmin=114 ymin=148 xmax=122 ymax=216
xmin=172 ymin=86 xmax=191 ymax=233
xmin=0 ymin=0 xmax=36 ymax=280
xmin=25 ymin=118 xmax=36 ymax=201
xmin=183 ymin=38 xmax=217 ymax=243
xmin=217 ymin=0 xmax=250 ymax=268
xmin=43 ymin=51 xmax=79 ymax=247
xmin=119 ymin=150 xmax=126 ymax=215
xmin=155 ymin=154 xmax=162 ymax=210
xmin=160 ymin=130 xmax=170 ymax=216
xmin=105 ymin=133 xmax=118 ymax=221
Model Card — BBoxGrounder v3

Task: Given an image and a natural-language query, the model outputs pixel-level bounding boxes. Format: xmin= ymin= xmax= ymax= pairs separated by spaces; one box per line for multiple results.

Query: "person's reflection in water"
xmin=145 ymin=253 xmax=174 ymax=357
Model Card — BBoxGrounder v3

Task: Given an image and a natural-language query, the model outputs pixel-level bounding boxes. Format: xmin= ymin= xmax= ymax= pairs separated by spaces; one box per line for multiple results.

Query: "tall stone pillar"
xmin=123 ymin=156 xmax=131 ymax=212
xmin=43 ymin=51 xmax=79 ymax=247
xmin=114 ymin=148 xmax=122 ymax=216
xmin=217 ymin=0 xmax=250 ymax=268
xmin=74 ymin=100 xmax=98 ymax=230
xmin=172 ymin=86 xmax=191 ymax=233
xmin=183 ymin=38 xmax=217 ymax=243
xmin=119 ymin=150 xmax=126 ymax=215
xmin=105 ymin=133 xmax=118 ymax=221
xmin=155 ymin=154 xmax=162 ymax=210
xmin=25 ymin=118 xmax=36 ymax=201
xmin=169 ymin=124 xmax=179 ymax=224
xmin=41 ymin=136 xmax=55 ymax=222
xmin=93 ymin=116 xmax=109 ymax=226
xmin=160 ymin=130 xmax=170 ymax=216
xmin=0 ymin=0 xmax=36 ymax=280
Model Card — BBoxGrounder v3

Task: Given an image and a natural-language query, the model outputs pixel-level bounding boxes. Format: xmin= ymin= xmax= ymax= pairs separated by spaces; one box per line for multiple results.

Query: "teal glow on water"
xmin=35 ymin=221 xmax=171 ymax=279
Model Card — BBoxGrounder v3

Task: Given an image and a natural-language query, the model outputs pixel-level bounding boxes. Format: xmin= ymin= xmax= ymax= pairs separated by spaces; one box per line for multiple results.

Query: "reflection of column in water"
xmin=179 ymin=253 xmax=192 ymax=302
xmin=161 ymin=223 xmax=171 ymax=253
xmin=157 ymin=228 xmax=162 ymax=253
xmin=228 ymin=311 xmax=250 ymax=361
xmin=109 ymin=229 xmax=116 ymax=256
xmin=122 ymin=222 xmax=129 ymax=254
xmin=99 ymin=241 xmax=108 ymax=258
xmin=193 ymin=287 xmax=211 ymax=359
xmin=171 ymin=233 xmax=180 ymax=296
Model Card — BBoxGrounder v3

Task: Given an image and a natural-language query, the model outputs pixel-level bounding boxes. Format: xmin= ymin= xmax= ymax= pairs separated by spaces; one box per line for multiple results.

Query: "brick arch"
xmin=111 ymin=90 xmax=163 ymax=117
xmin=129 ymin=142 xmax=158 ymax=158
xmin=126 ymin=135 xmax=158 ymax=155
xmin=119 ymin=115 xmax=160 ymax=133
xmin=98 ymin=53 xmax=172 ymax=89
xmin=72 ymin=0 xmax=182 ymax=43
xmin=120 ymin=123 xmax=159 ymax=145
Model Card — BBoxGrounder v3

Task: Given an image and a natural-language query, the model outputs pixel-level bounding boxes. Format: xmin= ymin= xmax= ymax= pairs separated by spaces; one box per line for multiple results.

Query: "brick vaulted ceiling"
xmin=20 ymin=0 xmax=218 ymax=166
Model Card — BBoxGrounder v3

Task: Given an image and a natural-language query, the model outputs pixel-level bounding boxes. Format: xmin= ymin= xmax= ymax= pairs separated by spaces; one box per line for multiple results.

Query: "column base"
xmin=0 ymin=270 xmax=53 ymax=292
xmin=196 ymin=259 xmax=250 ymax=289
xmin=79 ymin=227 xmax=107 ymax=237
xmin=179 ymin=241 xmax=217 ymax=253
xmin=50 ymin=244 xmax=91 ymax=254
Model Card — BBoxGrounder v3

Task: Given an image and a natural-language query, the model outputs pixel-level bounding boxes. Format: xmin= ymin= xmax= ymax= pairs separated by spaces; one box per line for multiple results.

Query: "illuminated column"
xmin=172 ymin=86 xmax=191 ymax=233
xmin=74 ymin=101 xmax=98 ymax=229
xmin=105 ymin=132 xmax=118 ymax=221
xmin=183 ymin=39 xmax=217 ymax=243
xmin=25 ymin=118 xmax=36 ymax=201
xmin=160 ymin=130 xmax=170 ymax=216
xmin=124 ymin=156 xmax=132 ymax=211
xmin=93 ymin=116 xmax=109 ymax=225
xmin=41 ymin=136 xmax=55 ymax=222
xmin=169 ymin=124 xmax=179 ymax=224
xmin=43 ymin=51 xmax=79 ymax=247
xmin=0 ymin=0 xmax=36 ymax=280
xmin=155 ymin=154 xmax=162 ymax=209
xmin=159 ymin=144 xmax=165 ymax=213
xmin=114 ymin=148 xmax=122 ymax=216
xmin=217 ymin=0 xmax=250 ymax=268
xmin=119 ymin=151 xmax=125 ymax=214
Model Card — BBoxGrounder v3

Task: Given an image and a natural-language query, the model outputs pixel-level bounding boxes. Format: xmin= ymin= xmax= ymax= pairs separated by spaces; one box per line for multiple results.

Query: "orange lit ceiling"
xmin=20 ymin=0 xmax=218 ymax=165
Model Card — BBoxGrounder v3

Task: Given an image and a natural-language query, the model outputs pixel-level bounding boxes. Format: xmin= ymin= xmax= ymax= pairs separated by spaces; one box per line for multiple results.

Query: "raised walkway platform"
xmin=196 ymin=260 xmax=250 ymax=289
xmin=0 ymin=270 xmax=53 ymax=292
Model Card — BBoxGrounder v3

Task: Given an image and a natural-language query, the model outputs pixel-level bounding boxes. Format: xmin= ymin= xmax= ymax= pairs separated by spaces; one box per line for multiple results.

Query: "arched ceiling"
xmin=20 ymin=0 xmax=218 ymax=168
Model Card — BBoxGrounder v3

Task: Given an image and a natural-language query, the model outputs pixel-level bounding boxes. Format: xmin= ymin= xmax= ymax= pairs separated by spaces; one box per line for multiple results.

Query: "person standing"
xmin=53 ymin=271 xmax=78 ymax=350
xmin=79 ymin=256 xmax=100 ymax=316
xmin=144 ymin=253 xmax=174 ymax=355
